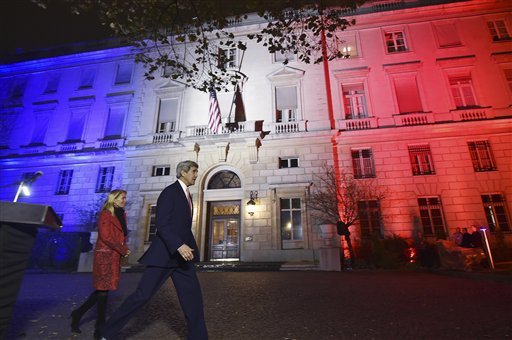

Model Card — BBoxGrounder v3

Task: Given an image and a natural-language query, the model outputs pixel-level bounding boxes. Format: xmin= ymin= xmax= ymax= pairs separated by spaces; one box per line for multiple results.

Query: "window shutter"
xmin=31 ymin=113 xmax=50 ymax=144
xmin=105 ymin=106 xmax=126 ymax=137
xmin=394 ymin=77 xmax=423 ymax=113
xmin=67 ymin=109 xmax=87 ymax=141
xmin=434 ymin=23 xmax=461 ymax=47
xmin=115 ymin=64 xmax=133 ymax=84
xmin=79 ymin=69 xmax=96 ymax=88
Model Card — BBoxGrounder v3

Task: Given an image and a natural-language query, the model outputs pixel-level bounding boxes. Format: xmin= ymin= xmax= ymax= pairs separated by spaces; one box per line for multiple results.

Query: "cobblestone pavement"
xmin=4 ymin=269 xmax=512 ymax=340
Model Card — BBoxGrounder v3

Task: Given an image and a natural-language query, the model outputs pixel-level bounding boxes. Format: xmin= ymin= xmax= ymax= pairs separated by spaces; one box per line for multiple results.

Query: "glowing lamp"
xmin=21 ymin=184 xmax=31 ymax=196
xmin=247 ymin=190 xmax=258 ymax=216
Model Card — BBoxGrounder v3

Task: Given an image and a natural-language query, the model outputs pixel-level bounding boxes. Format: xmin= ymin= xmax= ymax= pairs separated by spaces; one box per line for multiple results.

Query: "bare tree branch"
xmin=34 ymin=0 xmax=363 ymax=92
xmin=308 ymin=165 xmax=386 ymax=227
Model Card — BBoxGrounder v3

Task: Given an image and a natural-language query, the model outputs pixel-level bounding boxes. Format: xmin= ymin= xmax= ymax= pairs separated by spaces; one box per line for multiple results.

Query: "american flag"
xmin=208 ymin=88 xmax=222 ymax=134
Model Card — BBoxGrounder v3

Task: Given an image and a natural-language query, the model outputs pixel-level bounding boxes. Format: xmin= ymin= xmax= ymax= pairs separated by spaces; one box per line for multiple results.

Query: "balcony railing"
xmin=58 ymin=142 xmax=84 ymax=152
xmin=96 ymin=138 xmax=125 ymax=149
xmin=394 ymin=112 xmax=434 ymax=126
xmin=186 ymin=125 xmax=222 ymax=137
xmin=19 ymin=144 xmax=48 ymax=154
xmin=267 ymin=120 xmax=307 ymax=134
xmin=152 ymin=131 xmax=181 ymax=143
xmin=451 ymin=107 xmax=494 ymax=121
xmin=184 ymin=120 xmax=263 ymax=138
xmin=339 ymin=117 xmax=378 ymax=131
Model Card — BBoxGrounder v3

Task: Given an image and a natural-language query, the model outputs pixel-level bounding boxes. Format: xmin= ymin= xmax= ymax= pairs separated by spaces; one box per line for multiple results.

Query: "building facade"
xmin=1 ymin=0 xmax=511 ymax=265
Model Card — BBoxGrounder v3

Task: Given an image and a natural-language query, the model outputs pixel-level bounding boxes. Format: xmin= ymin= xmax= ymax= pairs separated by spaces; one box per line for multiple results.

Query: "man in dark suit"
xmin=98 ymin=160 xmax=207 ymax=339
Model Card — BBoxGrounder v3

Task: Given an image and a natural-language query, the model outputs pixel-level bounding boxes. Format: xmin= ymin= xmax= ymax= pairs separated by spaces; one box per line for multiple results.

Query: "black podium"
xmin=0 ymin=201 xmax=62 ymax=338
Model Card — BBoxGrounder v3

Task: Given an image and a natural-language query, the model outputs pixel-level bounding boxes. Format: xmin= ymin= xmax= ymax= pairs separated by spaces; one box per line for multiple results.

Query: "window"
xmin=96 ymin=166 xmax=115 ymax=193
xmin=56 ymin=169 xmax=73 ymax=195
xmin=433 ymin=23 xmax=462 ymax=48
xmin=30 ymin=112 xmax=50 ymax=145
xmin=275 ymin=85 xmax=298 ymax=122
xmin=358 ymin=200 xmax=382 ymax=238
xmin=152 ymin=165 xmax=171 ymax=177
xmin=218 ymin=47 xmax=238 ymax=69
xmin=104 ymin=106 xmax=127 ymax=138
xmin=393 ymin=76 xmax=423 ymax=114
xmin=384 ymin=31 xmax=408 ymax=53
xmin=44 ymin=74 xmax=60 ymax=94
xmin=336 ymin=35 xmax=359 ymax=58
xmin=352 ymin=149 xmax=375 ymax=179
xmin=504 ymin=69 xmax=512 ymax=92
xmin=146 ymin=204 xmax=157 ymax=243
xmin=104 ymin=93 xmax=131 ymax=139
xmin=342 ymin=83 xmax=367 ymax=119
xmin=418 ymin=197 xmax=446 ymax=237
xmin=156 ymin=98 xmax=178 ymax=133
xmin=66 ymin=108 xmax=87 ymax=142
xmin=9 ymin=78 xmax=27 ymax=99
xmin=279 ymin=157 xmax=299 ymax=169
xmin=482 ymin=194 xmax=510 ymax=232
xmin=487 ymin=20 xmax=511 ymax=42
xmin=78 ymin=69 xmax=96 ymax=89
xmin=280 ymin=198 xmax=303 ymax=244
xmin=449 ymin=75 xmax=477 ymax=109
xmin=207 ymin=170 xmax=241 ymax=189
xmin=468 ymin=141 xmax=497 ymax=172
xmin=114 ymin=63 xmax=133 ymax=85
xmin=408 ymin=145 xmax=435 ymax=176
xmin=274 ymin=50 xmax=296 ymax=63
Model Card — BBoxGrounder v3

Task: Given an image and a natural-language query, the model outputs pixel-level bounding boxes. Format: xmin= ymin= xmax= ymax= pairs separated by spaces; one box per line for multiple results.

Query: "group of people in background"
xmin=451 ymin=225 xmax=483 ymax=248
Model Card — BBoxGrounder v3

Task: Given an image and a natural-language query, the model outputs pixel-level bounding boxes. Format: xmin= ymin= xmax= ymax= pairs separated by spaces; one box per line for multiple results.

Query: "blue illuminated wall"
xmin=0 ymin=47 xmax=136 ymax=269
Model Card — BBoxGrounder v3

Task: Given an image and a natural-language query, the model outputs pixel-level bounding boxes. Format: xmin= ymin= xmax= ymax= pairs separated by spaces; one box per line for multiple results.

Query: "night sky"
xmin=0 ymin=0 xmax=113 ymax=62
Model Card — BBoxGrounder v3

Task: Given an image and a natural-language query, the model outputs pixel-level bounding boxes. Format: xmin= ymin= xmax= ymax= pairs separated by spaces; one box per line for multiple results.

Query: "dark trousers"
xmin=72 ymin=290 xmax=108 ymax=329
xmin=100 ymin=264 xmax=207 ymax=339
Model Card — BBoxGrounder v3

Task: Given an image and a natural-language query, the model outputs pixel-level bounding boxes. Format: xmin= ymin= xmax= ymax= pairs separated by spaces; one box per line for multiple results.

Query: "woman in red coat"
xmin=70 ymin=189 xmax=130 ymax=337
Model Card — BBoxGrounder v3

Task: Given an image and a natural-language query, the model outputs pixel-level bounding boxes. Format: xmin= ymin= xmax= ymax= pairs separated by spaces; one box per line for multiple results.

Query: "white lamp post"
xmin=13 ymin=181 xmax=30 ymax=202
xmin=13 ymin=171 xmax=43 ymax=202
xmin=480 ymin=227 xmax=495 ymax=270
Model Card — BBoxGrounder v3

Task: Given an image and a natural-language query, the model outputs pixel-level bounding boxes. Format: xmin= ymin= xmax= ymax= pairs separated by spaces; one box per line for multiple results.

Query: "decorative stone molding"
xmin=435 ymin=55 xmax=476 ymax=68
xmin=216 ymin=142 xmax=230 ymax=162
xmin=246 ymin=138 xmax=261 ymax=164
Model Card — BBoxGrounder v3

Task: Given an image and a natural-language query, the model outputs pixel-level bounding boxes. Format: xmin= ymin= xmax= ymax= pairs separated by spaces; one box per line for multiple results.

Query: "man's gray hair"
xmin=176 ymin=160 xmax=199 ymax=178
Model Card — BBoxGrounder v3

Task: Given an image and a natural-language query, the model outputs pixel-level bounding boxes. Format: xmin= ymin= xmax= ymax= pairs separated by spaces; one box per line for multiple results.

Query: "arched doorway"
xmin=205 ymin=170 xmax=242 ymax=261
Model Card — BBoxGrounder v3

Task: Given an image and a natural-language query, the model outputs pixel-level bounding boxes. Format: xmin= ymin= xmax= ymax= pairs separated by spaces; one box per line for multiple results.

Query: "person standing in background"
xmin=451 ymin=227 xmax=463 ymax=246
xmin=70 ymin=189 xmax=130 ymax=338
xmin=460 ymin=227 xmax=472 ymax=248
xmin=470 ymin=225 xmax=483 ymax=248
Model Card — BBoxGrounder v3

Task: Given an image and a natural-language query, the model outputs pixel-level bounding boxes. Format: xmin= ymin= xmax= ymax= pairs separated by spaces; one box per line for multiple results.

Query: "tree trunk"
xmin=345 ymin=234 xmax=355 ymax=268
xmin=339 ymin=237 xmax=345 ymax=270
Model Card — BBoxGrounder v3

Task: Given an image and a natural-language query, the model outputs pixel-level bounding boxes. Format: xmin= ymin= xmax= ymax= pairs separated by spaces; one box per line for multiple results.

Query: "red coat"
xmin=93 ymin=210 xmax=129 ymax=290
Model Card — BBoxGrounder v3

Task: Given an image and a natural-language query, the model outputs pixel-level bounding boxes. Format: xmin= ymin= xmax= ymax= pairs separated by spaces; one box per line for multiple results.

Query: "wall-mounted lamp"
xmin=246 ymin=190 xmax=258 ymax=216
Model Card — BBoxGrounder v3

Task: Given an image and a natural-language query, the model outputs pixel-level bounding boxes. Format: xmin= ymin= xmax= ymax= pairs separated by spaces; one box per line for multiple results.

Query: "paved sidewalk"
xmin=4 ymin=269 xmax=512 ymax=340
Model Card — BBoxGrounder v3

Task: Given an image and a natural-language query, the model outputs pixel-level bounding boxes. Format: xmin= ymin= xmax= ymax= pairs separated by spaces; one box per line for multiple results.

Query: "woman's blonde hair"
xmin=101 ymin=189 xmax=127 ymax=215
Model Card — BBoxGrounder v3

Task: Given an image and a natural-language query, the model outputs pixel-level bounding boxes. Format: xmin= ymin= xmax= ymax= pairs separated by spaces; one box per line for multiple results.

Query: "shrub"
xmin=357 ymin=234 xmax=410 ymax=269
